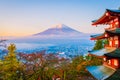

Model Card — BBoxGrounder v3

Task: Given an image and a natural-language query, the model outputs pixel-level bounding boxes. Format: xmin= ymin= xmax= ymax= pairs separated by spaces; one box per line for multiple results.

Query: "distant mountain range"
xmin=33 ymin=24 xmax=85 ymax=37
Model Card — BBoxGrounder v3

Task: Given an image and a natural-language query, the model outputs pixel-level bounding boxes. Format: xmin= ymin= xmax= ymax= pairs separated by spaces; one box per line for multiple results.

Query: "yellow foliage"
xmin=76 ymin=61 xmax=87 ymax=71
xmin=0 ymin=44 xmax=24 ymax=80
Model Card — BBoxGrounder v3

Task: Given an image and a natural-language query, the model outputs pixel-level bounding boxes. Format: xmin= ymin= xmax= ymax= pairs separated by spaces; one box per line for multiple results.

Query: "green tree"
xmin=0 ymin=44 xmax=23 ymax=80
xmin=103 ymin=39 xmax=109 ymax=46
xmin=93 ymin=40 xmax=103 ymax=50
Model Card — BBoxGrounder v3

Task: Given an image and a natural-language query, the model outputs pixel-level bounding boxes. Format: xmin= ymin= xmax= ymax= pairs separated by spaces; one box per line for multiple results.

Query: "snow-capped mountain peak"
xmin=52 ymin=24 xmax=68 ymax=29
xmin=33 ymin=24 xmax=82 ymax=36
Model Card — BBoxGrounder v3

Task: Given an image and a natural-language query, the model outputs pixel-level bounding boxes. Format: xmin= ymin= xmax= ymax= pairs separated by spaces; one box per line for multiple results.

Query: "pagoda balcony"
xmin=105 ymin=27 xmax=116 ymax=31
xmin=103 ymin=62 xmax=118 ymax=70
xmin=104 ymin=44 xmax=116 ymax=49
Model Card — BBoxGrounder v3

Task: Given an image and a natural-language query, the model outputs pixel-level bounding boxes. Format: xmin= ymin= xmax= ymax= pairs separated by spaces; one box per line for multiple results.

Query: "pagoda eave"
xmin=105 ymin=29 xmax=120 ymax=36
xmin=104 ymin=49 xmax=120 ymax=59
xmin=90 ymin=33 xmax=108 ymax=40
xmin=92 ymin=9 xmax=120 ymax=25
xmin=88 ymin=53 xmax=104 ymax=58
xmin=105 ymin=70 xmax=120 ymax=80
xmin=88 ymin=48 xmax=116 ymax=57
xmin=86 ymin=65 xmax=115 ymax=80
xmin=90 ymin=37 xmax=107 ymax=40
xmin=104 ymin=50 xmax=120 ymax=59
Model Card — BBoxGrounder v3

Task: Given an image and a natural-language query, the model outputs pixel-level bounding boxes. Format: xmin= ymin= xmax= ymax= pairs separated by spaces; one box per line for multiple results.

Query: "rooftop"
xmin=104 ymin=48 xmax=120 ymax=58
xmin=92 ymin=9 xmax=120 ymax=25
xmin=107 ymin=9 xmax=120 ymax=13
xmin=88 ymin=48 xmax=116 ymax=56
xmin=105 ymin=69 xmax=120 ymax=80
xmin=86 ymin=65 xmax=115 ymax=80
xmin=105 ymin=28 xmax=120 ymax=36
xmin=90 ymin=33 xmax=106 ymax=40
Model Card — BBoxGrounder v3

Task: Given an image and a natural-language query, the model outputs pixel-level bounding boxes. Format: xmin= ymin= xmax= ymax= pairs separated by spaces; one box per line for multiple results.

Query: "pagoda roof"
xmin=90 ymin=33 xmax=104 ymax=38
xmin=88 ymin=48 xmax=116 ymax=56
xmin=86 ymin=65 xmax=115 ymax=80
xmin=90 ymin=33 xmax=107 ymax=40
xmin=104 ymin=49 xmax=120 ymax=58
xmin=108 ymin=9 xmax=120 ymax=13
xmin=90 ymin=28 xmax=120 ymax=40
xmin=92 ymin=9 xmax=120 ymax=25
xmin=105 ymin=69 xmax=120 ymax=80
xmin=105 ymin=28 xmax=120 ymax=35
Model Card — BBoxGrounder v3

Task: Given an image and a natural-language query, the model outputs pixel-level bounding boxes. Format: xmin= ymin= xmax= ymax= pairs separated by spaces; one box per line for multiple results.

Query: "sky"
xmin=0 ymin=0 xmax=120 ymax=36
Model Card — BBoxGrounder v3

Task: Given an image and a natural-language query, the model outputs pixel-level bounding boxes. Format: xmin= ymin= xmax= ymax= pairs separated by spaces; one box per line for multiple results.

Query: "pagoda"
xmin=86 ymin=9 xmax=120 ymax=80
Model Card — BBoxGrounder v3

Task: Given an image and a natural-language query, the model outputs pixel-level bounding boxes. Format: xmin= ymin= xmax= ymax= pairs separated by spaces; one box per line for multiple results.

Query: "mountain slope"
xmin=33 ymin=24 xmax=82 ymax=36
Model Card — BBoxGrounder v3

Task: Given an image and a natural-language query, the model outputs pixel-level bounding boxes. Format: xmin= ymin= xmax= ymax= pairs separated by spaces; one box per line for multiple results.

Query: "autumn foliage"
xmin=0 ymin=44 xmax=101 ymax=80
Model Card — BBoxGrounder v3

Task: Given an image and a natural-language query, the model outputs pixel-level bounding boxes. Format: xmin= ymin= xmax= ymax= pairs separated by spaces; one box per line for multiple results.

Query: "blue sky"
xmin=0 ymin=0 xmax=120 ymax=36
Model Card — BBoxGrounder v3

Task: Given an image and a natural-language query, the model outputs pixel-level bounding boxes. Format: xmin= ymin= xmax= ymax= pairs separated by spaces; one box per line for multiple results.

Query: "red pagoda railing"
xmin=103 ymin=61 xmax=119 ymax=70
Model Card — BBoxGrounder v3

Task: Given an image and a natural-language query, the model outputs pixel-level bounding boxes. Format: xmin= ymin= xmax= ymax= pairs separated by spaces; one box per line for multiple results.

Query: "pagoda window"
xmin=115 ymin=22 xmax=119 ymax=28
xmin=115 ymin=40 xmax=118 ymax=45
xmin=110 ymin=24 xmax=113 ymax=28
xmin=109 ymin=41 xmax=112 ymax=47
xmin=108 ymin=60 xmax=111 ymax=65
xmin=114 ymin=59 xmax=118 ymax=66
xmin=103 ymin=57 xmax=106 ymax=61
xmin=113 ymin=36 xmax=118 ymax=47
xmin=115 ymin=21 xmax=119 ymax=25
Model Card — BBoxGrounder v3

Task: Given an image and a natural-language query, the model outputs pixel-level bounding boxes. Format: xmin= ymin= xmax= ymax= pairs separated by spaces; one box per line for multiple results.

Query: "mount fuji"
xmin=9 ymin=24 xmax=91 ymax=43
xmin=33 ymin=24 xmax=84 ymax=37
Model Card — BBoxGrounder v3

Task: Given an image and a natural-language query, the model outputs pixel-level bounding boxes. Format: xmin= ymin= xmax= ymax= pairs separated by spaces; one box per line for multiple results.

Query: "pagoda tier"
xmin=90 ymin=28 xmax=120 ymax=40
xmin=90 ymin=33 xmax=109 ymax=40
xmin=104 ymin=49 xmax=120 ymax=58
xmin=90 ymin=29 xmax=120 ymax=48
xmin=86 ymin=65 xmax=115 ymax=80
xmin=106 ymin=28 xmax=120 ymax=35
xmin=90 ymin=33 xmax=105 ymax=40
xmin=87 ymin=65 xmax=120 ymax=80
xmin=88 ymin=48 xmax=116 ymax=57
xmin=106 ymin=70 xmax=120 ymax=80
xmin=92 ymin=9 xmax=120 ymax=26
xmin=86 ymin=66 xmax=115 ymax=80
